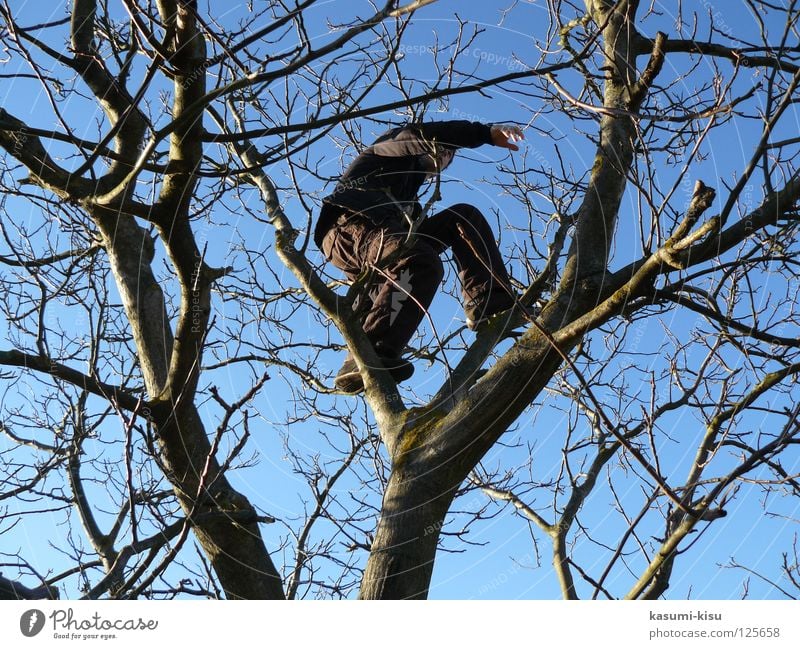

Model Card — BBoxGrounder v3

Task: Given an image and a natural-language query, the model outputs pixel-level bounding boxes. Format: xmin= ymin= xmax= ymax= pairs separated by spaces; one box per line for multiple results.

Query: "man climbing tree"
xmin=315 ymin=121 xmax=525 ymax=393
xmin=2 ymin=0 xmax=800 ymax=604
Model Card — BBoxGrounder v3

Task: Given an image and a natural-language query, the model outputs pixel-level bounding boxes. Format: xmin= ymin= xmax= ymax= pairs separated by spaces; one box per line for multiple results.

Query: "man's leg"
xmin=418 ymin=203 xmax=515 ymax=328
xmin=358 ymin=225 xmax=445 ymax=357
xmin=322 ymin=217 xmax=444 ymax=391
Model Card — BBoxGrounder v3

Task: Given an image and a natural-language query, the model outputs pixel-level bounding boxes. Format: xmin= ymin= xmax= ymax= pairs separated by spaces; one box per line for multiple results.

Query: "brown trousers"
xmin=321 ymin=203 xmax=511 ymax=357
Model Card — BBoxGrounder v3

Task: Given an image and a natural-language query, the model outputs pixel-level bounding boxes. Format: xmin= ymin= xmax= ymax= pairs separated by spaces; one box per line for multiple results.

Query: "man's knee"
xmin=447 ymin=203 xmax=485 ymax=226
xmin=405 ymin=242 xmax=444 ymax=287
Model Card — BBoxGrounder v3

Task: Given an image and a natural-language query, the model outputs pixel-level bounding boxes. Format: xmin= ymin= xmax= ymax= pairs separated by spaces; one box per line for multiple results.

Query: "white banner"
xmin=2 ymin=600 xmax=798 ymax=648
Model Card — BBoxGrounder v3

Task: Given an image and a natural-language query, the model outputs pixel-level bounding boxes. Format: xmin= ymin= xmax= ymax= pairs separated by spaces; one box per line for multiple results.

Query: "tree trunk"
xmin=360 ymin=0 xmax=643 ymax=601
xmin=97 ymin=213 xmax=284 ymax=599
xmin=359 ymin=469 xmax=456 ymax=599
xmin=154 ymin=406 xmax=285 ymax=599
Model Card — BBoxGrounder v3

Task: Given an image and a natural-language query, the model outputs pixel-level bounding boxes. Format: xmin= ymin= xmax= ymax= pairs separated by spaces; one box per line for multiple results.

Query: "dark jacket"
xmin=314 ymin=120 xmax=494 ymax=248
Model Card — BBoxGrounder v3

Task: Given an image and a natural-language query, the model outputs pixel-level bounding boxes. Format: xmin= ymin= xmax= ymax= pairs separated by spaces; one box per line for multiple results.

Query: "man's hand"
xmin=490 ymin=124 xmax=525 ymax=151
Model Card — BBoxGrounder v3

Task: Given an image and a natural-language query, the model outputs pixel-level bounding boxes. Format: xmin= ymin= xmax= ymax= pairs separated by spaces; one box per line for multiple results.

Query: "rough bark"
xmin=359 ymin=468 xmax=455 ymax=599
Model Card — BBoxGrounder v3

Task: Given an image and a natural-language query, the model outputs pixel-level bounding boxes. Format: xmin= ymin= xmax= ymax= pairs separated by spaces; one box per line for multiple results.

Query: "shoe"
xmin=465 ymin=290 xmax=516 ymax=331
xmin=334 ymin=355 xmax=415 ymax=394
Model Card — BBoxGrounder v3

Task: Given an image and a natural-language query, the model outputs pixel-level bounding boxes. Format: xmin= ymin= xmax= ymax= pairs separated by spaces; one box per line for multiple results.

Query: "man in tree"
xmin=314 ymin=120 xmax=525 ymax=393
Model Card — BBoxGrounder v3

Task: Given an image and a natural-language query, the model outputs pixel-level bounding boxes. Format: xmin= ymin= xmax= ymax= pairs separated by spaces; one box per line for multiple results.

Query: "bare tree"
xmin=1 ymin=0 xmax=799 ymax=600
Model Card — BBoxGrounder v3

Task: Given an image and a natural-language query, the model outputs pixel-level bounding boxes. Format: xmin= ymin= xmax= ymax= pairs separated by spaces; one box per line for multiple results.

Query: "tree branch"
xmin=0 ymin=349 xmax=144 ymax=414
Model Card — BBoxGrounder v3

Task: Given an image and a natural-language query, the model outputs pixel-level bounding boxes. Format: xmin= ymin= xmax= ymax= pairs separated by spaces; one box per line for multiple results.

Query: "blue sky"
xmin=1 ymin=0 xmax=799 ymax=600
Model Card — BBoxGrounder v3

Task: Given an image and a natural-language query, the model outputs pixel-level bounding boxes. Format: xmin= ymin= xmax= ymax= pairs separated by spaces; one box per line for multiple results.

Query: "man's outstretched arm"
xmin=371 ymin=120 xmax=524 ymax=156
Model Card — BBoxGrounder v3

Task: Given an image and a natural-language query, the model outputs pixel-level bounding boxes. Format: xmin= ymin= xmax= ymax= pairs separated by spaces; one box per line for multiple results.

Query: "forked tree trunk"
xmin=359 ymin=0 xmax=642 ymax=600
